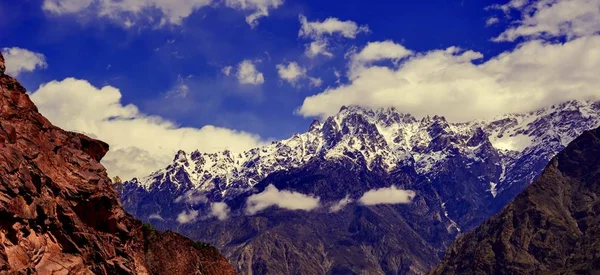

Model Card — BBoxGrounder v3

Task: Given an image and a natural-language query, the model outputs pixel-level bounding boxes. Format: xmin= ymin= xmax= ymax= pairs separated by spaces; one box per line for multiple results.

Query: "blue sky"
xmin=2 ymin=0 xmax=599 ymax=179
xmin=2 ymin=0 xmax=512 ymax=138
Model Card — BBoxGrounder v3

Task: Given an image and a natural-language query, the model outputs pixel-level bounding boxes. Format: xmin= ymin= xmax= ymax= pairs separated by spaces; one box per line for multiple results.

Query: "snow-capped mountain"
xmin=126 ymin=100 xmax=600 ymax=203
xmin=118 ymin=100 xmax=600 ymax=274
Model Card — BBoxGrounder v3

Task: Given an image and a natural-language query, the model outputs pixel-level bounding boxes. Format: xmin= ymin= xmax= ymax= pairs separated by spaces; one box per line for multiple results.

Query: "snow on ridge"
xmin=130 ymin=100 xmax=600 ymax=193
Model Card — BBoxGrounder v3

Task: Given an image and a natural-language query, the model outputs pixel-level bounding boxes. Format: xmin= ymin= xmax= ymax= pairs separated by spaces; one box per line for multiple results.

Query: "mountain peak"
xmin=174 ymin=149 xmax=188 ymax=162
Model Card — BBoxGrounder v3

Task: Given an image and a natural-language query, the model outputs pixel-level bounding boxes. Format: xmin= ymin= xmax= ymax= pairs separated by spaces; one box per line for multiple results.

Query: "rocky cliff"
xmin=0 ymin=52 xmax=236 ymax=274
xmin=431 ymin=126 xmax=600 ymax=274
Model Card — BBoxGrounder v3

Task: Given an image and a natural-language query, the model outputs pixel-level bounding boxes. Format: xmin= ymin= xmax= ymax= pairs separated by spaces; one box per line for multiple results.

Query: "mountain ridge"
xmin=118 ymin=98 xmax=600 ymax=274
xmin=431 ymin=126 xmax=600 ymax=274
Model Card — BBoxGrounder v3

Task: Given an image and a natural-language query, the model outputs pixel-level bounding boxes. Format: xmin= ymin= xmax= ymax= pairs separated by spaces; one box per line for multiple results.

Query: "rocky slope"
xmin=0 ymin=52 xmax=235 ymax=274
xmin=431 ymin=126 xmax=600 ymax=274
xmin=119 ymin=98 xmax=600 ymax=274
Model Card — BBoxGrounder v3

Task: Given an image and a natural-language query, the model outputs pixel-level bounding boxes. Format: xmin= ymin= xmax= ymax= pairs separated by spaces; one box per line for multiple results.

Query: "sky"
xmin=1 ymin=0 xmax=600 ymax=180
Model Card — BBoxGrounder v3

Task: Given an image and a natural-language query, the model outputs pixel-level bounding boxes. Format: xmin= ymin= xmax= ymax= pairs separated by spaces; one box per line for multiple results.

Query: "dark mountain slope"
xmin=148 ymin=158 xmax=456 ymax=274
xmin=432 ymin=127 xmax=600 ymax=274
xmin=0 ymin=52 xmax=235 ymax=274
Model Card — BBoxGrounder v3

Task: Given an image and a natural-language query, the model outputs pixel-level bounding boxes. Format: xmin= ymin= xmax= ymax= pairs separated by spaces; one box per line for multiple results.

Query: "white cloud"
xmin=305 ymin=40 xmax=333 ymax=58
xmin=245 ymin=184 xmax=320 ymax=215
xmin=209 ymin=202 xmax=230 ymax=220
xmin=177 ymin=209 xmax=199 ymax=224
xmin=164 ymin=75 xmax=190 ymax=98
xmin=225 ymin=0 xmax=283 ymax=28
xmin=492 ymin=0 xmax=600 ymax=42
xmin=348 ymin=40 xmax=412 ymax=76
xmin=1 ymin=47 xmax=48 ymax=77
xmin=149 ymin=213 xmax=164 ymax=221
xmin=236 ymin=60 xmax=264 ymax=85
xmin=308 ymin=77 xmax=322 ymax=88
xmin=329 ymin=195 xmax=352 ymax=213
xmin=43 ymin=0 xmax=213 ymax=27
xmin=299 ymin=36 xmax=600 ymax=121
xmin=276 ymin=61 xmax=306 ymax=85
xmin=299 ymin=14 xmax=369 ymax=39
xmin=222 ymin=66 xmax=232 ymax=76
xmin=30 ymin=78 xmax=265 ymax=180
xmin=42 ymin=0 xmax=284 ymax=28
xmin=174 ymin=190 xmax=208 ymax=205
xmin=358 ymin=186 xmax=416 ymax=205
xmin=299 ymin=15 xmax=368 ymax=59
xmin=43 ymin=0 xmax=93 ymax=14
xmin=485 ymin=17 xmax=499 ymax=26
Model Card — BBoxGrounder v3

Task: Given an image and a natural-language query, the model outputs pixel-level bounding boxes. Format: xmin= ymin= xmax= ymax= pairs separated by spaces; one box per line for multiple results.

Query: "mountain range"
xmin=119 ymin=99 xmax=600 ymax=274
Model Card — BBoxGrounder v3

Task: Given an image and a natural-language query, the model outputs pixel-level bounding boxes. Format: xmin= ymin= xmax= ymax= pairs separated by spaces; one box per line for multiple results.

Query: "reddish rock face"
xmin=0 ymin=52 xmax=236 ymax=274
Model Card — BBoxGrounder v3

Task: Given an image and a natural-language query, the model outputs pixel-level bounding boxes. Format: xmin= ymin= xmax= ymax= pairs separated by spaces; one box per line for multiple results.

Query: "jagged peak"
xmin=309 ymin=119 xmax=321 ymax=132
xmin=173 ymin=150 xmax=188 ymax=163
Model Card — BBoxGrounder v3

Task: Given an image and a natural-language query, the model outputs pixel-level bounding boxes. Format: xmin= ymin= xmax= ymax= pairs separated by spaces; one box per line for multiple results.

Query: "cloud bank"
xmin=299 ymin=0 xmax=600 ymax=122
xmin=245 ymin=184 xmax=320 ymax=215
xmin=492 ymin=0 xmax=600 ymax=42
xmin=358 ymin=186 xmax=416 ymax=205
xmin=30 ymin=78 xmax=265 ymax=180
xmin=1 ymin=47 xmax=47 ymax=77
xmin=299 ymin=37 xmax=600 ymax=121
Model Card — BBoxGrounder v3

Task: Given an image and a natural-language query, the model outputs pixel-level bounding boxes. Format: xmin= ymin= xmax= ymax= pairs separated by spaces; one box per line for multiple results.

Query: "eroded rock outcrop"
xmin=0 ymin=51 xmax=236 ymax=274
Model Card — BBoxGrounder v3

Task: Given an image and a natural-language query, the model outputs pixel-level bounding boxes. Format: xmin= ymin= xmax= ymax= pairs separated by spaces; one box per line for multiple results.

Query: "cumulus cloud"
xmin=174 ymin=190 xmax=208 ymax=205
xmin=492 ymin=0 xmax=600 ymax=42
xmin=30 ymin=78 xmax=265 ymax=180
xmin=209 ymin=202 xmax=230 ymax=220
xmin=299 ymin=36 xmax=600 ymax=121
xmin=43 ymin=0 xmax=213 ymax=27
xmin=1 ymin=47 xmax=48 ymax=77
xmin=276 ymin=61 xmax=306 ymax=85
xmin=358 ymin=186 xmax=416 ymax=205
xmin=236 ymin=60 xmax=264 ymax=85
xmin=348 ymin=40 xmax=412 ymax=76
xmin=245 ymin=184 xmax=320 ymax=215
xmin=225 ymin=0 xmax=283 ymax=28
xmin=298 ymin=15 xmax=369 ymax=58
xmin=329 ymin=195 xmax=353 ymax=213
xmin=177 ymin=209 xmax=199 ymax=224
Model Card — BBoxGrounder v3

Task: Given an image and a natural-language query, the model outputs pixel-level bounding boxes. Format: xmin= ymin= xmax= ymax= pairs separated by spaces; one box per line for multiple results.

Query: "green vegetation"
xmin=142 ymin=222 xmax=156 ymax=232
xmin=194 ymin=241 xmax=213 ymax=250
